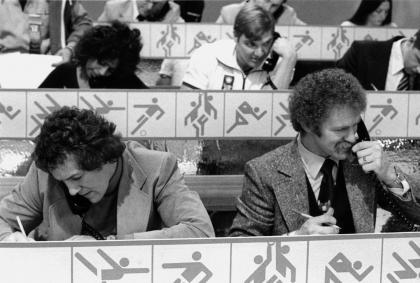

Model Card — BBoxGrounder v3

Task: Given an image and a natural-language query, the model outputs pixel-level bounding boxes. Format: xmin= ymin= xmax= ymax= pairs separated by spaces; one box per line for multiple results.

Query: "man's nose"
xmin=345 ymin=128 xmax=358 ymax=144
xmin=254 ymin=46 xmax=264 ymax=57
xmin=98 ymin=66 xmax=109 ymax=76
xmin=66 ymin=182 xmax=81 ymax=196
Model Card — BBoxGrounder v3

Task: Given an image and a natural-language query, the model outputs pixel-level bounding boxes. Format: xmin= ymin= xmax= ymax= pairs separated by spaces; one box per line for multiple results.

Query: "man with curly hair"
xmin=39 ymin=21 xmax=148 ymax=89
xmin=229 ymin=68 xmax=420 ymax=236
xmin=0 ymin=107 xmax=214 ymax=241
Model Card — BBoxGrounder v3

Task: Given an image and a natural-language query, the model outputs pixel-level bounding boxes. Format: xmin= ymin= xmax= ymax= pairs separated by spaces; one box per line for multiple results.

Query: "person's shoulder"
xmin=57 ymin=62 xmax=76 ymax=71
xmin=218 ymin=2 xmax=243 ymax=24
xmin=164 ymin=1 xmax=184 ymax=23
xmin=220 ymin=3 xmax=243 ymax=14
xmin=281 ymin=3 xmax=297 ymax=15
xmin=124 ymin=74 xmax=149 ymax=89
xmin=125 ymin=141 xmax=174 ymax=165
xmin=340 ymin=20 xmax=356 ymax=26
xmin=48 ymin=62 xmax=76 ymax=76
xmin=246 ymin=141 xmax=295 ymax=170
xmin=191 ymin=39 xmax=228 ymax=57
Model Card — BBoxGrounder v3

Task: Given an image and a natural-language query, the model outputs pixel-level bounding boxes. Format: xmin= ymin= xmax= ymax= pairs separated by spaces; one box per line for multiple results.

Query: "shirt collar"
xmin=389 ymin=38 xmax=406 ymax=76
xmin=297 ymin=134 xmax=338 ymax=179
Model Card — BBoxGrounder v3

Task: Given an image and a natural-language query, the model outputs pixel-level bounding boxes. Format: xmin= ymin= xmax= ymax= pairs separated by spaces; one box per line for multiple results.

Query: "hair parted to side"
xmin=74 ymin=21 xmax=142 ymax=76
xmin=233 ymin=4 xmax=275 ymax=41
xmin=348 ymin=0 xmax=392 ymax=26
xmin=289 ymin=68 xmax=367 ymax=136
xmin=32 ymin=106 xmax=125 ymax=172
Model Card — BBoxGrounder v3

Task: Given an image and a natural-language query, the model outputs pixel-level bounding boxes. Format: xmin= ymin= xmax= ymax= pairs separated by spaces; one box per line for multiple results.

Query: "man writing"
xmin=230 ymin=69 xmax=420 ymax=236
xmin=337 ymin=29 xmax=420 ymax=91
xmin=0 ymin=107 xmax=214 ymax=241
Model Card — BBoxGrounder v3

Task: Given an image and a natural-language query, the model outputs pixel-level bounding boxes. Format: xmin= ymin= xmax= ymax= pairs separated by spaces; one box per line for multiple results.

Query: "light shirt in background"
xmin=385 ymin=38 xmax=406 ymax=90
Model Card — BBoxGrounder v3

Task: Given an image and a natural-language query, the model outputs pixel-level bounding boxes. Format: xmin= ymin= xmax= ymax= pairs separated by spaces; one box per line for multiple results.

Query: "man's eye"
xmin=71 ymin=176 xmax=82 ymax=181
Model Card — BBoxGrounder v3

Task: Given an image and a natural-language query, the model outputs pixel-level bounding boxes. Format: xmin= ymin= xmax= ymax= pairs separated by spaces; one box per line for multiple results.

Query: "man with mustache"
xmin=229 ymin=68 xmax=420 ymax=236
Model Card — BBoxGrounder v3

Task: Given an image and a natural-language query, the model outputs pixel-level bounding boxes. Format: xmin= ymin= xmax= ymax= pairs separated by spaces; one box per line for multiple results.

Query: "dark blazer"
xmin=336 ymin=37 xmax=420 ymax=90
xmin=229 ymin=139 xmax=420 ymax=236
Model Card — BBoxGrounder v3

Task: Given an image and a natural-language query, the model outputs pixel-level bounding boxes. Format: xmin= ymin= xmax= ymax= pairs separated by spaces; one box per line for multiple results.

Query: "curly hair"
xmin=32 ymin=107 xmax=125 ymax=172
xmin=348 ymin=0 xmax=392 ymax=26
xmin=290 ymin=68 xmax=366 ymax=136
xmin=74 ymin=21 xmax=142 ymax=76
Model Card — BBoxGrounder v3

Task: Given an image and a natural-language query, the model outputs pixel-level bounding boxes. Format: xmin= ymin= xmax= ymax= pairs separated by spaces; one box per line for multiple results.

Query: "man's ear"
xmin=300 ymin=122 xmax=312 ymax=134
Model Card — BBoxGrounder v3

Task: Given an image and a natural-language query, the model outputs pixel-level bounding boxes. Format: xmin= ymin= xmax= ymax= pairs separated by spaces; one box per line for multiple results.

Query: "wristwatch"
xmin=392 ymin=166 xmax=410 ymax=194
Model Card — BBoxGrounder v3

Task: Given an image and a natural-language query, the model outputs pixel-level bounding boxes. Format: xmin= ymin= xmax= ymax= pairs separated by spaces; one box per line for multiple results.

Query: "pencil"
xmin=16 ymin=216 xmax=27 ymax=237
xmin=291 ymin=209 xmax=341 ymax=230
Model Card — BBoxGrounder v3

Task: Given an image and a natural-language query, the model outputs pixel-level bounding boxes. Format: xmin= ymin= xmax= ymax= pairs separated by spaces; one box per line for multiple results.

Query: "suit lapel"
xmin=342 ymin=161 xmax=375 ymax=233
xmin=272 ymin=140 xmax=310 ymax=231
xmin=116 ymin=150 xmax=149 ymax=236
xmin=366 ymin=38 xmax=398 ymax=90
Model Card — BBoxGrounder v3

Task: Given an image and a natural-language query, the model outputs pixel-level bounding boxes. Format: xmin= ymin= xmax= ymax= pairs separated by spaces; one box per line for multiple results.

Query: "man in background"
xmin=337 ymin=29 xmax=420 ymax=91
xmin=0 ymin=0 xmax=92 ymax=65
xmin=182 ymin=4 xmax=296 ymax=90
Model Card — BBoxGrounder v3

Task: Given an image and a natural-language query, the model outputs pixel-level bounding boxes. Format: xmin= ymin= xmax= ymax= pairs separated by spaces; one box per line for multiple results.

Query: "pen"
xmin=370 ymin=83 xmax=378 ymax=91
xmin=291 ymin=209 xmax=341 ymax=230
xmin=16 ymin=216 xmax=27 ymax=237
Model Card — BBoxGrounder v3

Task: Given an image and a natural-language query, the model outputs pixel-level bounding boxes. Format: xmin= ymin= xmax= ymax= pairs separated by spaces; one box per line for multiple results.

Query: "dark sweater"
xmin=39 ymin=63 xmax=148 ymax=89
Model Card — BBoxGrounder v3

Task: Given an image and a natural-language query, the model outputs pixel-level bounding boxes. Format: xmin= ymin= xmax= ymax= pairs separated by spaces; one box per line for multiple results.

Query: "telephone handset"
xmin=262 ymin=32 xmax=281 ymax=72
xmin=356 ymin=119 xmax=370 ymax=143
xmin=63 ymin=185 xmax=91 ymax=216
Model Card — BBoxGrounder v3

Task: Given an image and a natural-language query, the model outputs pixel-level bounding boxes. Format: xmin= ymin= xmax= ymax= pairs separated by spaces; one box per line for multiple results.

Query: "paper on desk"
xmin=0 ymin=53 xmax=61 ymax=88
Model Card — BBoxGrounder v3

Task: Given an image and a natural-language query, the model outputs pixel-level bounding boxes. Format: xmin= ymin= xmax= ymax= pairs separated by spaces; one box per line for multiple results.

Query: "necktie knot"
xmin=320 ymin=159 xmax=335 ymax=175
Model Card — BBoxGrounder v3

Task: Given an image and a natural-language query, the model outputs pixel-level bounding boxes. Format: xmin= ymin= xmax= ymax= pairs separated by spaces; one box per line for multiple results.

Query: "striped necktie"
xmin=397 ymin=70 xmax=409 ymax=91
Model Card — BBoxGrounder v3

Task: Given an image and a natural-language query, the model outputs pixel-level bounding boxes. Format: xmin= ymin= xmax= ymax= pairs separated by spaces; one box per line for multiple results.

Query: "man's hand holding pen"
xmin=294 ymin=208 xmax=341 ymax=235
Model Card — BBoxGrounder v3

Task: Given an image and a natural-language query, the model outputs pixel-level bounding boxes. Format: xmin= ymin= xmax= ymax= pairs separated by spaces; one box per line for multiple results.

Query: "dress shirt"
xmin=297 ymin=135 xmax=338 ymax=199
xmin=385 ymin=38 xmax=406 ymax=90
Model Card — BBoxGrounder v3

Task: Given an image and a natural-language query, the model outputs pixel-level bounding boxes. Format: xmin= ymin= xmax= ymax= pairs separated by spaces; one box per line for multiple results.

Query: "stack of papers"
xmin=0 ymin=52 xmax=61 ymax=88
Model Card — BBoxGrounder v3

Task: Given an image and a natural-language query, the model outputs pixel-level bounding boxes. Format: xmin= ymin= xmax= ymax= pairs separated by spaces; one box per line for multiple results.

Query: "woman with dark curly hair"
xmin=341 ymin=0 xmax=396 ymax=27
xmin=39 ymin=21 xmax=148 ymax=89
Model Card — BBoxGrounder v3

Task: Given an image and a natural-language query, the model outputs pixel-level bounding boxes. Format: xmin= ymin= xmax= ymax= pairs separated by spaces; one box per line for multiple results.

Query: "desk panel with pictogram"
xmin=124 ymin=23 xmax=417 ymax=60
xmin=1 ymin=233 xmax=420 ymax=283
xmin=1 ymin=90 xmax=420 ymax=139
xmin=365 ymin=92 xmax=409 ymax=138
